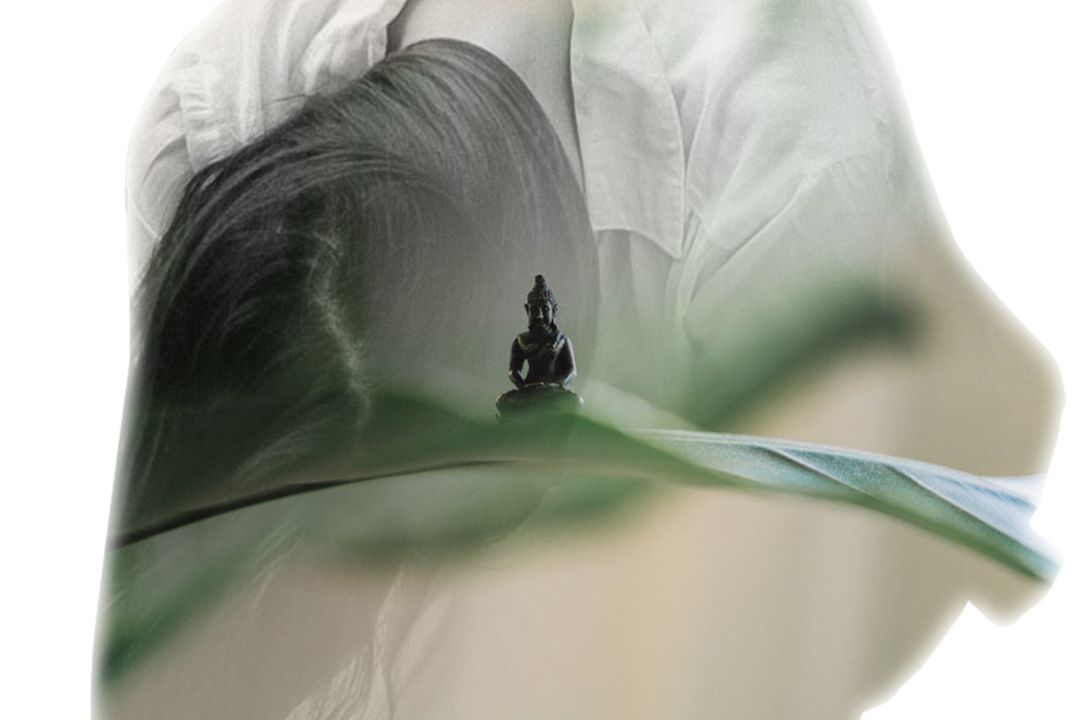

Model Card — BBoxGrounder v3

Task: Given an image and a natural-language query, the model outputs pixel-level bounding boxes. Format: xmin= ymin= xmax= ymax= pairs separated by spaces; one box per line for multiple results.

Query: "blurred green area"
xmin=101 ymin=391 xmax=1055 ymax=692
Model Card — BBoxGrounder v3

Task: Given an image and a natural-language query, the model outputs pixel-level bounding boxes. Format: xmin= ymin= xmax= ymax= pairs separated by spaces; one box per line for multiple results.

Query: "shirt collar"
xmin=571 ymin=0 xmax=686 ymax=259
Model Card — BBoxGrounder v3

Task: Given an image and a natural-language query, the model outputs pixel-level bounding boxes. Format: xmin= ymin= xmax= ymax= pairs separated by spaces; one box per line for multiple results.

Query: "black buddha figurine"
xmin=496 ymin=275 xmax=583 ymax=419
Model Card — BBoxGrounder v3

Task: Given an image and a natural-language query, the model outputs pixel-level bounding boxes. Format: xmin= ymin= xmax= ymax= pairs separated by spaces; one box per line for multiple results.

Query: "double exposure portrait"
xmin=93 ymin=0 xmax=1063 ymax=718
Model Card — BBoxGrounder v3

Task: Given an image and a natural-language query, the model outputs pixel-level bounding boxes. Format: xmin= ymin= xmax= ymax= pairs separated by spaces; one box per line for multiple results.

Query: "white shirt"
xmin=127 ymin=0 xmax=931 ymax=429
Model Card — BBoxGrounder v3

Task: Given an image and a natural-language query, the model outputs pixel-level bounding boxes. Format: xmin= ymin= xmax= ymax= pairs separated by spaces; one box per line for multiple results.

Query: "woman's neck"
xmin=388 ymin=0 xmax=583 ymax=185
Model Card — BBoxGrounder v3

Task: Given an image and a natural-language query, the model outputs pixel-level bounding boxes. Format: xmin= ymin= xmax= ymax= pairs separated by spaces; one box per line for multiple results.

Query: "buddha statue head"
xmin=526 ymin=275 xmax=559 ymax=332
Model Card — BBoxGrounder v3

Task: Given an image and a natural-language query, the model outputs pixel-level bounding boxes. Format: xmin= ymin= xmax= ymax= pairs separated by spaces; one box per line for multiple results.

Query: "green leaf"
xmin=100 ymin=394 xmax=1056 ymax=691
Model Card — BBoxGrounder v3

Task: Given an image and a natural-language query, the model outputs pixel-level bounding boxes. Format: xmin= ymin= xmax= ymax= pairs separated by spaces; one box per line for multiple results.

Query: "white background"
xmin=0 ymin=1 xmax=1076 ymax=716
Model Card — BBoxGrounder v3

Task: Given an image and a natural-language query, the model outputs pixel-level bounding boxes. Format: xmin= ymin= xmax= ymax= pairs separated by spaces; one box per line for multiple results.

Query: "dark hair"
xmin=117 ymin=39 xmax=597 ymax=534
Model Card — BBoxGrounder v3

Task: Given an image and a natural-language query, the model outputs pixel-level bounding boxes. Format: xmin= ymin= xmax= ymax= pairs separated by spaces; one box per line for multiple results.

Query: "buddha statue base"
xmin=496 ymin=383 xmax=583 ymax=421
